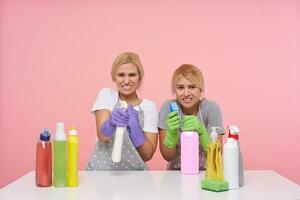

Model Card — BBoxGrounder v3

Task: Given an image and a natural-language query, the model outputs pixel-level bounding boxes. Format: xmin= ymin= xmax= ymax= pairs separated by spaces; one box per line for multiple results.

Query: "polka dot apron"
xmin=86 ymin=101 xmax=148 ymax=171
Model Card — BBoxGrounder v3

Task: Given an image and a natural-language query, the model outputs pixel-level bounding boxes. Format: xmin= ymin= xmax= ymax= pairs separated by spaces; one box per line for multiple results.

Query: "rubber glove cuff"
xmin=163 ymin=129 xmax=179 ymax=148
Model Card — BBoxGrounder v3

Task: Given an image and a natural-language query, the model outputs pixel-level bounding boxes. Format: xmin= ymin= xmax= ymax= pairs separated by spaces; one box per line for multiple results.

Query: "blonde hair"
xmin=111 ymin=52 xmax=144 ymax=81
xmin=171 ymin=64 xmax=205 ymax=93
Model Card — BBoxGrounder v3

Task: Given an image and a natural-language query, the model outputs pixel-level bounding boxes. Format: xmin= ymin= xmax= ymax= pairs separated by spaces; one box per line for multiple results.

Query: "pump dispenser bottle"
xmin=54 ymin=122 xmax=67 ymax=187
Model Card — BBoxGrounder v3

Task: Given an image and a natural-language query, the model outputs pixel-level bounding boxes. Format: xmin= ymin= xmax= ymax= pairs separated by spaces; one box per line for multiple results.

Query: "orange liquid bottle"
xmin=36 ymin=128 xmax=52 ymax=187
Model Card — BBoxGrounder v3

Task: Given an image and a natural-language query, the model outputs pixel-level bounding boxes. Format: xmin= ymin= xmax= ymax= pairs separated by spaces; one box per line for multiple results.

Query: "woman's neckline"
xmin=118 ymin=92 xmax=143 ymax=107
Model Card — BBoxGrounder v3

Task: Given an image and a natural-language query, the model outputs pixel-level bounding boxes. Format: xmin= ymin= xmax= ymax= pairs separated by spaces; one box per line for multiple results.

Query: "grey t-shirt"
xmin=158 ymin=98 xmax=224 ymax=170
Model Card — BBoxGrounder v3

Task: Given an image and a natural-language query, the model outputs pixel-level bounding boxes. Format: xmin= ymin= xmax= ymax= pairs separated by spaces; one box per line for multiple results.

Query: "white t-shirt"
xmin=91 ymin=88 xmax=158 ymax=134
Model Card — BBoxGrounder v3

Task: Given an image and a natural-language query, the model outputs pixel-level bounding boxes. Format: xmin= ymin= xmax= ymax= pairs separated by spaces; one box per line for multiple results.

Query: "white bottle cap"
xmin=69 ymin=127 xmax=78 ymax=135
xmin=55 ymin=122 xmax=66 ymax=140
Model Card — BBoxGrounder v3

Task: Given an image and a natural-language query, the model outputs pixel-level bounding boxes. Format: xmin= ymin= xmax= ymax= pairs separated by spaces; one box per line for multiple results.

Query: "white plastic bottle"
xmin=111 ymin=100 xmax=128 ymax=163
xmin=228 ymin=125 xmax=244 ymax=187
xmin=223 ymin=136 xmax=239 ymax=189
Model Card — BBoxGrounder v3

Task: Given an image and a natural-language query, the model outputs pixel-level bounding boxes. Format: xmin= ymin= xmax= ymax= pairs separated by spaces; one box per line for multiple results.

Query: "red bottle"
xmin=36 ymin=128 xmax=52 ymax=187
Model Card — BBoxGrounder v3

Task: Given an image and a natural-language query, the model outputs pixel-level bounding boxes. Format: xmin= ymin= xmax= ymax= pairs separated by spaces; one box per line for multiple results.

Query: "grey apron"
xmin=86 ymin=101 xmax=148 ymax=171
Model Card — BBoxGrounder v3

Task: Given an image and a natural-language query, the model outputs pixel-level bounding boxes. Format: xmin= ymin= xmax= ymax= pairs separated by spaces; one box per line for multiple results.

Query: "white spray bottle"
xmin=228 ymin=125 xmax=244 ymax=187
xmin=223 ymin=129 xmax=239 ymax=189
xmin=111 ymin=100 xmax=128 ymax=163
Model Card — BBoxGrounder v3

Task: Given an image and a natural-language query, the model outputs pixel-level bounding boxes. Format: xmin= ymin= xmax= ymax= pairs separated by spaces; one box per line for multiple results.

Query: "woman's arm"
xmin=95 ymin=109 xmax=112 ymax=143
xmin=136 ymin=132 xmax=158 ymax=161
xmin=159 ymin=128 xmax=177 ymax=161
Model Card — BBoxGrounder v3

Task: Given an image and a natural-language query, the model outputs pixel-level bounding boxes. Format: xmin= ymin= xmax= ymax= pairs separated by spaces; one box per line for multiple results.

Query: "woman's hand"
xmin=182 ymin=115 xmax=210 ymax=151
xmin=101 ymin=108 xmax=129 ymax=137
xmin=182 ymin=115 xmax=206 ymax=135
xmin=163 ymin=111 xmax=180 ymax=148
xmin=127 ymin=105 xmax=146 ymax=147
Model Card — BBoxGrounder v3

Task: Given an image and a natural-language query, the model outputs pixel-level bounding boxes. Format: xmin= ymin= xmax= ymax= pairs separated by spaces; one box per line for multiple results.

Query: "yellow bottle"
xmin=67 ymin=127 xmax=78 ymax=187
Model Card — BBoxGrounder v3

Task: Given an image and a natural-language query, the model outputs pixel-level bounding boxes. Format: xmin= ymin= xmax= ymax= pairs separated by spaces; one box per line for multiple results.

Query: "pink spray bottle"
xmin=170 ymin=102 xmax=199 ymax=175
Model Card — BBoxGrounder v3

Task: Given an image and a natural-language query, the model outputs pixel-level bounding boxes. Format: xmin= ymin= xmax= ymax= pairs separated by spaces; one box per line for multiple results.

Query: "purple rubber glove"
xmin=127 ymin=105 xmax=146 ymax=147
xmin=101 ymin=108 xmax=129 ymax=137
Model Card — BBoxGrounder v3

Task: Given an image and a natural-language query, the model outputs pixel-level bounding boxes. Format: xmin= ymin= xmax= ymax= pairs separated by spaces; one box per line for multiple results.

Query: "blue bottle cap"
xmin=169 ymin=102 xmax=179 ymax=112
xmin=40 ymin=128 xmax=51 ymax=141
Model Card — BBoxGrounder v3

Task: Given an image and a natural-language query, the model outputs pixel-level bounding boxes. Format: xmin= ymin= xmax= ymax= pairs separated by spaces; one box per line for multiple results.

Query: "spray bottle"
xmin=36 ymin=128 xmax=52 ymax=187
xmin=170 ymin=102 xmax=199 ymax=175
xmin=228 ymin=125 xmax=244 ymax=187
xmin=223 ymin=129 xmax=239 ymax=189
xmin=54 ymin=122 xmax=67 ymax=187
xmin=67 ymin=127 xmax=79 ymax=187
xmin=111 ymin=100 xmax=128 ymax=163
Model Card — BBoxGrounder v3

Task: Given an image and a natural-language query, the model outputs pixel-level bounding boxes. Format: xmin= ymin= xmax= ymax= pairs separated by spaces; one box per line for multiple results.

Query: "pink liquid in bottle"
xmin=181 ymin=131 xmax=199 ymax=175
xmin=36 ymin=128 xmax=52 ymax=187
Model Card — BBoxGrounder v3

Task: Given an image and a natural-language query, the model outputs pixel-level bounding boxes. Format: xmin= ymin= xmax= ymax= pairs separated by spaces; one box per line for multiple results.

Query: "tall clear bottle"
xmin=54 ymin=122 xmax=67 ymax=187
xmin=67 ymin=127 xmax=79 ymax=187
xmin=36 ymin=128 xmax=52 ymax=187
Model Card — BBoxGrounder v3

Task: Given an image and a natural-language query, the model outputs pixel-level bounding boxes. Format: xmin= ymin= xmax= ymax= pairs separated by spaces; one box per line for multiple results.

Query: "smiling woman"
xmin=86 ymin=52 xmax=159 ymax=171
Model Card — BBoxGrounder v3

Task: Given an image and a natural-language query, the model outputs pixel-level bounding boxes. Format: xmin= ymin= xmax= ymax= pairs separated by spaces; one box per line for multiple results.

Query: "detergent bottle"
xmin=228 ymin=125 xmax=244 ymax=187
xmin=169 ymin=102 xmax=199 ymax=175
xmin=223 ymin=131 xmax=239 ymax=189
xmin=67 ymin=127 xmax=79 ymax=187
xmin=36 ymin=128 xmax=52 ymax=187
xmin=54 ymin=122 xmax=67 ymax=187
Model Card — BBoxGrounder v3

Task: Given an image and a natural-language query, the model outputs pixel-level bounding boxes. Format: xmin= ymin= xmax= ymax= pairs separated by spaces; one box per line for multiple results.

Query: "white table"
xmin=1 ymin=170 xmax=300 ymax=200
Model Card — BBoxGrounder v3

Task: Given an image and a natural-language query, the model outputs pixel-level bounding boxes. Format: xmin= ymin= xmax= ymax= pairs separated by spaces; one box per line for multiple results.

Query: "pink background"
xmin=1 ymin=1 xmax=299 ymax=188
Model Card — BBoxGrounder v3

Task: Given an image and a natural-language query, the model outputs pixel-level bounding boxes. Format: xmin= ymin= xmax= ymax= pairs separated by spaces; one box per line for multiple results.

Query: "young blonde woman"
xmin=158 ymin=64 xmax=224 ymax=170
xmin=86 ymin=52 xmax=158 ymax=170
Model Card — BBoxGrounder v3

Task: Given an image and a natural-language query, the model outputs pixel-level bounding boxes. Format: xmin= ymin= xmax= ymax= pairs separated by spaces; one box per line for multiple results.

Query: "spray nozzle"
xmin=228 ymin=125 xmax=239 ymax=140
xmin=210 ymin=127 xmax=221 ymax=143
xmin=228 ymin=125 xmax=239 ymax=134
xmin=119 ymin=100 xmax=128 ymax=109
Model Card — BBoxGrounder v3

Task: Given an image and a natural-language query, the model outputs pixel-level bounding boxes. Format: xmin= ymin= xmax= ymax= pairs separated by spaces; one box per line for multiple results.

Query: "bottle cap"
xmin=169 ymin=102 xmax=179 ymax=112
xmin=69 ymin=127 xmax=78 ymax=135
xmin=55 ymin=122 xmax=66 ymax=140
xmin=40 ymin=128 xmax=51 ymax=141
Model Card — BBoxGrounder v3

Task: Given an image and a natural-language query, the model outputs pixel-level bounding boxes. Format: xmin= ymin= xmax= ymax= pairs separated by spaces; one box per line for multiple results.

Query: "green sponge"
xmin=201 ymin=179 xmax=229 ymax=192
